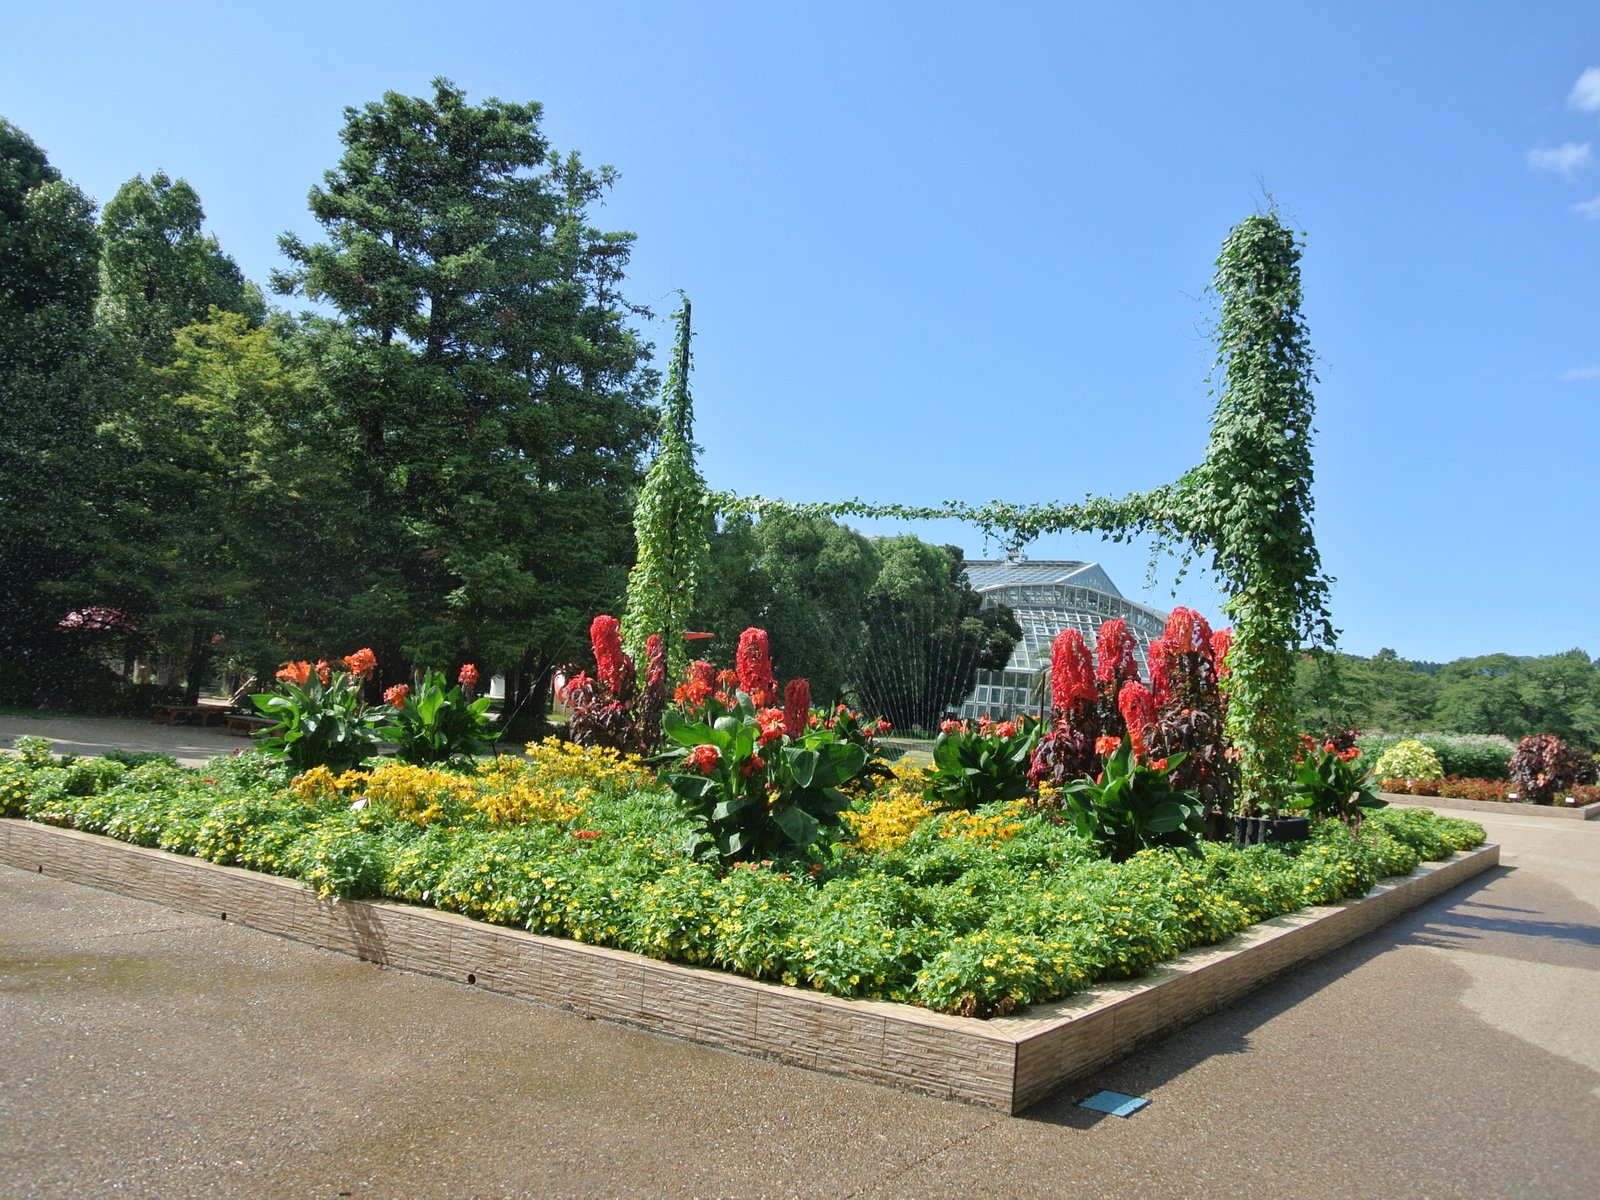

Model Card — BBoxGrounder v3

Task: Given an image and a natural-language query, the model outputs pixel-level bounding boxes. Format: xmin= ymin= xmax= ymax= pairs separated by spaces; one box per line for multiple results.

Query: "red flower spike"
xmin=589 ymin=615 xmax=633 ymax=696
xmin=458 ymin=663 xmax=479 ymax=690
xmin=784 ymin=678 xmax=811 ymax=740
xmin=1117 ymin=681 xmax=1155 ymax=762
xmin=1095 ymin=619 xmax=1139 ymax=688
xmin=736 ymin=628 xmax=776 ymax=706
xmin=1049 ymin=629 xmax=1096 ymax=717
xmin=1211 ymin=627 xmax=1234 ymax=679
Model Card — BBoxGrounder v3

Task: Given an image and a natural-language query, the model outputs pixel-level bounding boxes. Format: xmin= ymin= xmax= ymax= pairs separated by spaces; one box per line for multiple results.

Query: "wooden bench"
xmin=150 ymin=704 xmax=228 ymax=727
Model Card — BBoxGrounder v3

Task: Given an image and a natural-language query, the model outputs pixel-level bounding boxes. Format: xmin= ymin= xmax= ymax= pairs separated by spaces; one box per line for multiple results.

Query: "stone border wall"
xmin=0 ymin=818 xmax=1498 ymax=1113
xmin=1380 ymin=792 xmax=1600 ymax=821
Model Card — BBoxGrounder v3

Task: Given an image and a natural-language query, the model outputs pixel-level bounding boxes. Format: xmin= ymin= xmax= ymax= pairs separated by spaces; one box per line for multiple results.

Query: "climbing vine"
xmin=622 ymin=299 xmax=714 ymax=677
xmin=720 ymin=211 xmax=1332 ymax=815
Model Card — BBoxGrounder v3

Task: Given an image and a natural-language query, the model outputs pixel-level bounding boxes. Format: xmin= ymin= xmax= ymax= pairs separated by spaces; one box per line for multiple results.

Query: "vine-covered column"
xmin=1188 ymin=213 xmax=1331 ymax=815
xmin=622 ymin=299 xmax=714 ymax=676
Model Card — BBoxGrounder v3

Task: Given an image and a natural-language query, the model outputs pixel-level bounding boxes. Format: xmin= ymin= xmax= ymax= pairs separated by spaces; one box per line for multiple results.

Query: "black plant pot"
xmin=1232 ymin=815 xmax=1311 ymax=846
xmin=1264 ymin=816 xmax=1311 ymax=844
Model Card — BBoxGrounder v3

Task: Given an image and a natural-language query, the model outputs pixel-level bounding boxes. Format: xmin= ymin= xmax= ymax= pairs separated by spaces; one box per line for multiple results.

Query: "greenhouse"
xmin=955 ymin=558 xmax=1169 ymax=720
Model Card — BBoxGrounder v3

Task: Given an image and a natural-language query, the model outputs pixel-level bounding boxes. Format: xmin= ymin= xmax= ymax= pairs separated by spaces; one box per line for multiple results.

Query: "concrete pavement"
xmin=1 ymin=724 xmax=1598 ymax=1196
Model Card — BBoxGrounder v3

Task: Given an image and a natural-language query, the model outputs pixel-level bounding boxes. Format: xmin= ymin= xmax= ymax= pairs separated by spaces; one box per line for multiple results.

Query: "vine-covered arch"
xmin=718 ymin=211 xmax=1330 ymax=815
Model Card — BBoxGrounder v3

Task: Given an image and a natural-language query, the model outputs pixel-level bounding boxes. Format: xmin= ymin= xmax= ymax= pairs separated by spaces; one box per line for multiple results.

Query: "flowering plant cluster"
xmin=925 ymin=713 xmax=1043 ymax=811
xmin=1143 ymin=609 xmax=1236 ymax=819
xmin=383 ymin=664 xmax=496 ymax=765
xmin=565 ymin=615 xmax=666 ymax=756
xmin=1057 ymin=737 xmax=1207 ymax=861
xmin=1288 ymin=731 xmax=1385 ymax=825
xmin=653 ymin=627 xmax=876 ymax=861
xmin=252 ymin=647 xmax=389 ymax=773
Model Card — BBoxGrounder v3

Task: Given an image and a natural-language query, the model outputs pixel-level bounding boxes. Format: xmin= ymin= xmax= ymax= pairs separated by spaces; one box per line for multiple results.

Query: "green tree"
xmin=97 ymin=171 xmax=262 ymax=362
xmin=272 ymin=79 xmax=654 ymax=705
xmin=0 ymin=119 xmax=107 ymax=703
xmin=622 ymin=300 xmax=712 ymax=676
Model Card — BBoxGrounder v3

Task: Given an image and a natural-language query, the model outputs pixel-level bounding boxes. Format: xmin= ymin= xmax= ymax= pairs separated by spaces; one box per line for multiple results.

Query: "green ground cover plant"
xmin=2 ymin=736 xmax=1484 ymax=1020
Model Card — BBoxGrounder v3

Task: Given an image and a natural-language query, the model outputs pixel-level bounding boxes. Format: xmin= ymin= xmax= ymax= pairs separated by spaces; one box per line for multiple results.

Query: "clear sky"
xmin=4 ymin=1 xmax=1596 ymax=663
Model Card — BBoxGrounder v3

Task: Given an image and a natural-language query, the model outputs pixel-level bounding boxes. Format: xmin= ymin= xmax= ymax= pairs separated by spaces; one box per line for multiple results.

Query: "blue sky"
xmin=5 ymin=1 xmax=1597 ymax=663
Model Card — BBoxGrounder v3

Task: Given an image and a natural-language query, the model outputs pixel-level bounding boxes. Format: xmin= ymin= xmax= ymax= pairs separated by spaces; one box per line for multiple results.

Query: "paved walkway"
xmin=2 ymin=721 xmax=1598 ymax=1196
xmin=0 ymin=712 xmax=247 ymax=767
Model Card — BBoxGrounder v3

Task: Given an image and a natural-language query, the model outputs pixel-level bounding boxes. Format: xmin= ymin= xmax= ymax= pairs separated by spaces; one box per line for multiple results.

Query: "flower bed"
xmin=0 ymin=740 xmax=1485 ymax=1019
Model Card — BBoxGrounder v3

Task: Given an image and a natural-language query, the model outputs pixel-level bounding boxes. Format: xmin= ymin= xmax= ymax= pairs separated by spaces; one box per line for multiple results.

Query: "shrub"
xmin=564 ymin=616 xmax=667 ymax=756
xmin=1509 ymin=734 xmax=1583 ymax=805
xmin=1380 ymin=777 xmax=1440 ymax=796
xmin=1567 ymin=784 xmax=1600 ymax=806
xmin=1373 ymin=739 xmax=1444 ymax=784
xmin=1358 ymin=733 xmax=1513 ymax=780
xmin=925 ymin=714 xmax=1042 ymax=811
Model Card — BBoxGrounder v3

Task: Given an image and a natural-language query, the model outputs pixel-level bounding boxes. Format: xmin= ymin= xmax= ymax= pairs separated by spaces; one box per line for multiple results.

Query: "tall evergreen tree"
xmin=272 ymin=79 xmax=654 ymax=703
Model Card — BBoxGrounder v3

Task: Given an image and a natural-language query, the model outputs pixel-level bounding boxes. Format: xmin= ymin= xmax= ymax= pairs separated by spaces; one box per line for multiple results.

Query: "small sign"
xmin=1077 ymin=1090 xmax=1150 ymax=1118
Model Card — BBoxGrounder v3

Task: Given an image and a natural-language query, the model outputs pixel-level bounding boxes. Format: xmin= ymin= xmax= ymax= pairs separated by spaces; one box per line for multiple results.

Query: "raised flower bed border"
xmin=0 ymin=817 xmax=1497 ymax=1113
xmin=1380 ymin=792 xmax=1600 ymax=821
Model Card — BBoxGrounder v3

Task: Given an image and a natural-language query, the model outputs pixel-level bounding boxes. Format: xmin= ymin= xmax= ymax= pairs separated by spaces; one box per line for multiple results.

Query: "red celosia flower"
xmin=314 ymin=660 xmax=331 ymax=686
xmin=940 ymin=719 xmax=963 ymax=736
xmin=686 ymin=744 xmax=720 ymax=774
xmin=1096 ymin=619 xmax=1138 ymax=687
xmin=589 ymin=615 xmax=633 ymax=696
xmin=994 ymin=720 xmax=1017 ymax=739
xmin=1212 ymin=627 xmax=1234 ymax=679
xmin=740 ymin=752 xmax=766 ymax=778
xmin=736 ymin=628 xmax=776 ymax=705
xmin=384 ymin=683 xmax=410 ymax=707
xmin=784 ymin=678 xmax=811 ymax=740
xmin=343 ymin=647 xmax=377 ymax=679
xmin=1117 ymin=681 xmax=1155 ymax=761
xmin=276 ymin=660 xmax=312 ymax=686
xmin=1049 ymin=629 xmax=1096 ymax=717
xmin=1095 ymin=734 xmax=1121 ymax=756
xmin=458 ymin=663 xmax=479 ymax=690
xmin=1146 ymin=636 xmax=1173 ymax=710
xmin=756 ymin=707 xmax=787 ymax=745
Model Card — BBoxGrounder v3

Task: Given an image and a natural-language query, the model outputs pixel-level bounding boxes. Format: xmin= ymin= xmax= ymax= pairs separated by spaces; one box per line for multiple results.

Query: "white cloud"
xmin=1529 ymin=142 xmax=1593 ymax=178
xmin=1558 ymin=366 xmax=1600 ymax=382
xmin=1571 ymin=195 xmax=1600 ymax=219
xmin=1570 ymin=67 xmax=1600 ymax=114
